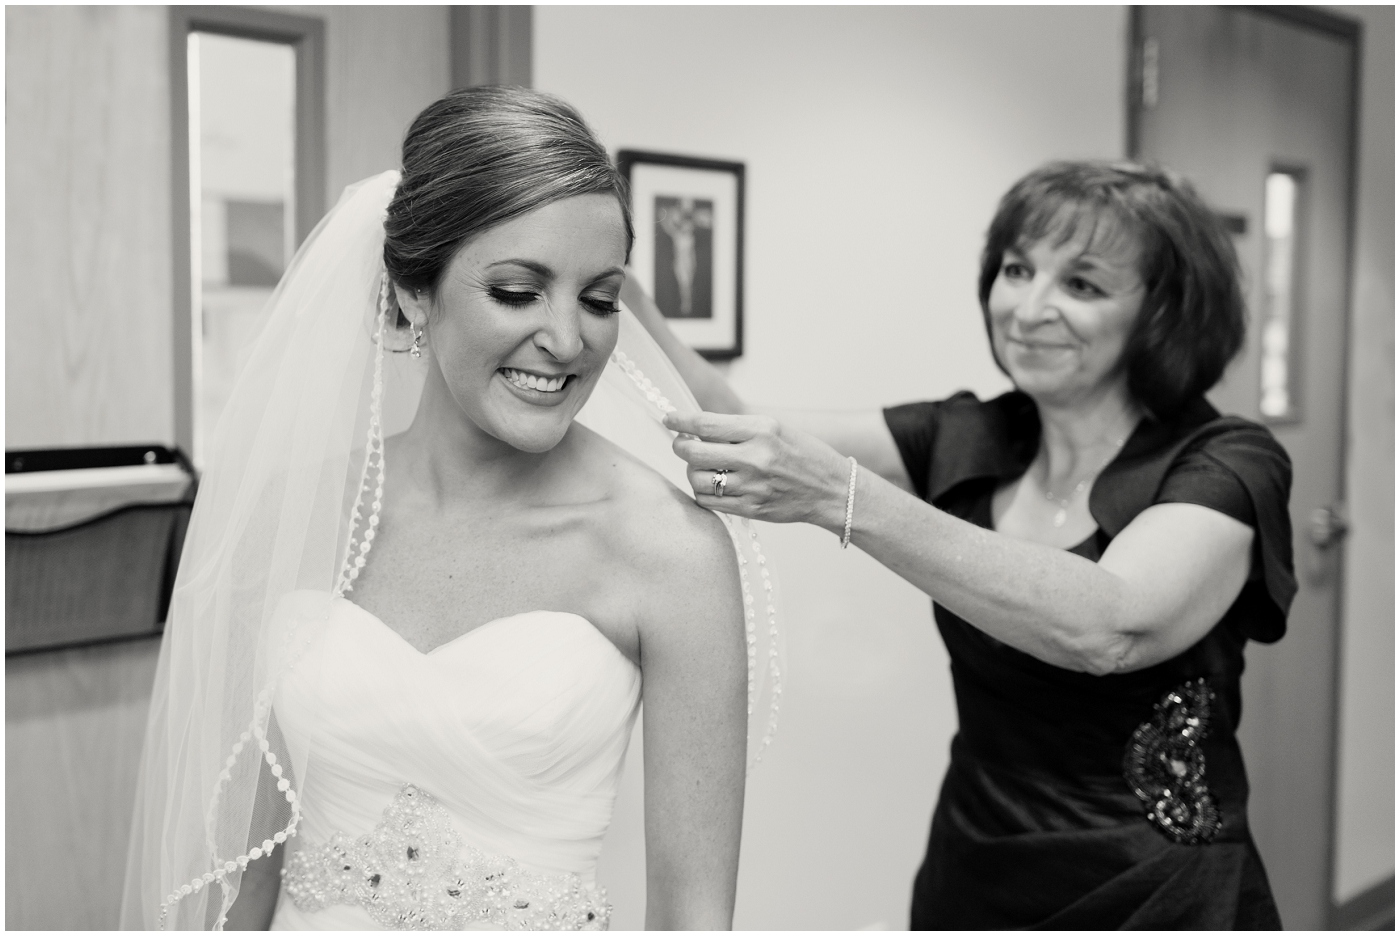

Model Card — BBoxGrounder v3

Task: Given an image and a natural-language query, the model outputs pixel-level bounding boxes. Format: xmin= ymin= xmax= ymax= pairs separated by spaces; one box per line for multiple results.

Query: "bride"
xmin=122 ymin=87 xmax=780 ymax=930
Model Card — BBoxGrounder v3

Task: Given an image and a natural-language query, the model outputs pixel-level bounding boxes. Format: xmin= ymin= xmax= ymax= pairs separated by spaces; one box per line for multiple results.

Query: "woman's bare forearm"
xmin=835 ymin=469 xmax=1249 ymax=674
xmin=793 ymin=466 xmax=1127 ymax=671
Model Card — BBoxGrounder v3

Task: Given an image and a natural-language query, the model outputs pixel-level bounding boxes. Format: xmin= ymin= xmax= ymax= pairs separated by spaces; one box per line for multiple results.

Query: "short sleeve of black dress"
xmin=883 ymin=390 xmax=1007 ymax=505
xmin=884 ymin=398 xmax=952 ymax=502
xmin=1152 ymin=421 xmax=1296 ymax=643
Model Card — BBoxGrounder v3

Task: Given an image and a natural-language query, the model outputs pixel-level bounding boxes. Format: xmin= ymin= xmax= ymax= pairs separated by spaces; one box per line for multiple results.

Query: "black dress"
xmin=883 ymin=391 xmax=1295 ymax=930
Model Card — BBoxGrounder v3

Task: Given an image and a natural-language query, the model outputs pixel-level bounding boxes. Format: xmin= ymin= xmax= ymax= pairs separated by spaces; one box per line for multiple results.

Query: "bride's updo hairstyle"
xmin=978 ymin=160 xmax=1245 ymax=420
xmin=383 ymin=86 xmax=632 ymax=298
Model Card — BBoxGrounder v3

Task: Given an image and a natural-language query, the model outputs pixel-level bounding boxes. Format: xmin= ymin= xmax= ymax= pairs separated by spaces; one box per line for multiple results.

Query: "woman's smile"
xmin=1005 ymin=335 xmax=1076 ymax=353
xmin=498 ymin=366 xmax=577 ymax=402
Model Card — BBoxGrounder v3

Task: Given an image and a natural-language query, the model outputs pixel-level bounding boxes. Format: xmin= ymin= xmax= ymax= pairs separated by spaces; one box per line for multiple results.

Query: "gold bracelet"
xmin=841 ymin=457 xmax=858 ymax=549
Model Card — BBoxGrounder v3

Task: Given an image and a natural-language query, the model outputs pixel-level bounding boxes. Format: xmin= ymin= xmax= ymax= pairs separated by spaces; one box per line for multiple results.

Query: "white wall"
xmin=537 ymin=6 xmax=1128 ymax=928
xmin=1330 ymin=3 xmax=1395 ymax=906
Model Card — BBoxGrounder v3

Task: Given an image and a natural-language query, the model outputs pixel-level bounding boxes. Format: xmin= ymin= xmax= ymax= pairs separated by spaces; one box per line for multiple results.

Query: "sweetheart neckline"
xmin=334 ymin=597 xmax=637 ymax=668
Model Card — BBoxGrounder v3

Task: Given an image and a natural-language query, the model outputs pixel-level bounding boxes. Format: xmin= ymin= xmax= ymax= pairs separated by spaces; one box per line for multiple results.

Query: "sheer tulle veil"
xmin=120 ymin=170 xmax=782 ymax=929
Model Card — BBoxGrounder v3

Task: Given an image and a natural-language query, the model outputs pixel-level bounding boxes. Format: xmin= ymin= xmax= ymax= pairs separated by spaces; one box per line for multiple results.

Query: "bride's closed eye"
xmin=488 ymin=286 xmax=538 ymax=307
xmin=487 ymin=286 xmax=618 ymax=316
xmin=581 ymin=294 xmax=620 ymax=316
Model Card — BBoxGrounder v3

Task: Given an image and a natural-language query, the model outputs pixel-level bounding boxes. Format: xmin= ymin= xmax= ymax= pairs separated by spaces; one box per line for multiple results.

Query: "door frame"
xmin=168 ymin=6 xmax=327 ymax=462
xmin=1126 ymin=5 xmax=1370 ymax=928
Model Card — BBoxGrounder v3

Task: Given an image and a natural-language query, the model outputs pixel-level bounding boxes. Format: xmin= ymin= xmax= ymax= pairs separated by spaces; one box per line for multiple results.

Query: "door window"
xmin=1260 ymin=169 xmax=1303 ymax=421
xmin=186 ymin=31 xmax=296 ymax=467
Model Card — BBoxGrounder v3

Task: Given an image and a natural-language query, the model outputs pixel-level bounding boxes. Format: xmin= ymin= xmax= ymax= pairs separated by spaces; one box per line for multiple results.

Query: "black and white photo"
xmin=618 ymin=150 xmax=744 ymax=359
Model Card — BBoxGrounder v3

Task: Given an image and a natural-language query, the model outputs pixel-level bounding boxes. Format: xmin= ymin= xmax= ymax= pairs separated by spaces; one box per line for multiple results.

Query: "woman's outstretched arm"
xmin=664 ymin=411 xmax=1255 ymax=676
xmin=616 ymin=481 xmax=747 ymax=929
xmin=622 ymin=273 xmax=912 ymax=489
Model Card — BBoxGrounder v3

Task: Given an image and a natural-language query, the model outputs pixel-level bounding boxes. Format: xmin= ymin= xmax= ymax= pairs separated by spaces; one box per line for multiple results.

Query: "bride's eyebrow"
xmin=587 ymin=266 xmax=626 ymax=284
xmin=486 ymin=259 xmax=554 ymax=278
xmin=483 ymin=259 xmax=625 ymax=286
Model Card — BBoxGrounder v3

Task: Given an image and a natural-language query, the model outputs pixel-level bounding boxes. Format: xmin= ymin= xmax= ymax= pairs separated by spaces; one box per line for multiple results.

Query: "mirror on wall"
xmin=186 ymin=31 xmax=296 ymax=467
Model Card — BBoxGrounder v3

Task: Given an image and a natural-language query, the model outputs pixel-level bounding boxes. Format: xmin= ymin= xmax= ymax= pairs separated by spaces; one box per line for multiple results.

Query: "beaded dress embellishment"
xmin=282 ymin=784 xmax=609 ymax=930
xmin=1122 ymin=678 xmax=1222 ymax=845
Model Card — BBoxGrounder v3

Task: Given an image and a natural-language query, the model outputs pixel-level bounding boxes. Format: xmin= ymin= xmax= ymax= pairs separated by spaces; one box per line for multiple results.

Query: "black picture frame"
xmin=617 ymin=150 xmax=745 ymax=360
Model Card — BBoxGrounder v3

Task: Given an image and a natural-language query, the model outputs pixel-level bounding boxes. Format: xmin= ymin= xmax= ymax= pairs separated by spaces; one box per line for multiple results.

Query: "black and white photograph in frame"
xmin=617 ymin=150 xmax=744 ymax=359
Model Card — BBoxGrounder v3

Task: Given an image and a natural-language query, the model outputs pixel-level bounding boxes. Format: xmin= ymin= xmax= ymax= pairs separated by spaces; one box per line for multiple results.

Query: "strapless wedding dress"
xmin=267 ymin=594 xmax=641 ymax=930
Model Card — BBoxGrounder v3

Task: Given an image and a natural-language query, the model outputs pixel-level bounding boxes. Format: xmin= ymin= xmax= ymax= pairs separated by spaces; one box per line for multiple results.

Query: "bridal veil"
xmin=121 ymin=170 xmax=782 ymax=929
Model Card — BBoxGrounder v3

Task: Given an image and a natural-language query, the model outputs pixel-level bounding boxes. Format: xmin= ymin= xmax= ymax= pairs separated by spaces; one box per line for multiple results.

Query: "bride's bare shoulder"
xmin=575 ymin=428 xmax=740 ymax=609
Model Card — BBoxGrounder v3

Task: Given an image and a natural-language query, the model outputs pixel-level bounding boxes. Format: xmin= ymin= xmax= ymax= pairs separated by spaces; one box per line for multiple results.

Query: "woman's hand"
xmin=663 ymin=411 xmax=853 ymax=534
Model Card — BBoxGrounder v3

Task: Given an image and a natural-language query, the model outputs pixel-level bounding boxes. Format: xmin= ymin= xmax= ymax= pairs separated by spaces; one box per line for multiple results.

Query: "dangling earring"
xmin=409 ymin=322 xmax=423 ymax=359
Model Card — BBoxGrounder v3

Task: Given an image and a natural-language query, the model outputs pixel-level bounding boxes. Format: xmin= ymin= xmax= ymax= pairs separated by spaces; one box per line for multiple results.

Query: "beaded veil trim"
xmin=282 ymin=784 xmax=609 ymax=930
xmin=153 ymin=277 xmax=395 ymax=930
xmin=609 ymin=349 xmax=782 ymax=765
xmin=1123 ymin=678 xmax=1222 ymax=845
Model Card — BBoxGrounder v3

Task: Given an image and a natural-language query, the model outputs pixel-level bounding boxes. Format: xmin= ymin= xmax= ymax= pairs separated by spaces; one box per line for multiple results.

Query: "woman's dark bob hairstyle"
xmin=383 ymin=86 xmax=632 ymax=297
xmin=978 ymin=160 xmax=1245 ymax=420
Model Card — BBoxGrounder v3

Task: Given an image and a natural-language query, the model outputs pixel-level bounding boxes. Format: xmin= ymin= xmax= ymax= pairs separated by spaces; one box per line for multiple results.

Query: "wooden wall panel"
xmin=6 ymin=639 xmax=162 ymax=930
xmin=5 ymin=7 xmax=174 ymax=450
xmin=4 ymin=6 xmax=448 ymax=453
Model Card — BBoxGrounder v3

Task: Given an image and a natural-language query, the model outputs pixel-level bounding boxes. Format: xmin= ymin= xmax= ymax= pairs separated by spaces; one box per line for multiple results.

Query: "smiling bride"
xmin=121 ymin=87 xmax=780 ymax=931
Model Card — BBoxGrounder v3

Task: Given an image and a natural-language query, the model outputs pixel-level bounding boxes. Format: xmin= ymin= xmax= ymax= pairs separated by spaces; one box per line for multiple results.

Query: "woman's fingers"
xmin=691 ymin=493 xmax=755 ymax=519
xmin=672 ymin=435 xmax=765 ymax=472
xmin=667 ymin=409 xmax=852 ymax=531
xmin=664 ymin=410 xmax=775 ymax=444
xmin=687 ymin=474 xmax=760 ymax=518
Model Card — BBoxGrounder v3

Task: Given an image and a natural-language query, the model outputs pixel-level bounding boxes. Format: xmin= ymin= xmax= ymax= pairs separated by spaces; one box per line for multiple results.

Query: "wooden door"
xmin=1131 ymin=7 xmax=1357 ymax=930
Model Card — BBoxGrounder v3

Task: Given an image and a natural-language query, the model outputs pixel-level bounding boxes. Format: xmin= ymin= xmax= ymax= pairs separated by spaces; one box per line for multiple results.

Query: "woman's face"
xmin=401 ymin=193 xmax=629 ymax=454
xmin=986 ymin=231 xmax=1146 ymax=408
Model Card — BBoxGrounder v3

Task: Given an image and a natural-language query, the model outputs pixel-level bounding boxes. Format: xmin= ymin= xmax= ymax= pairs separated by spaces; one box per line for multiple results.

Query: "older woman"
xmin=630 ymin=161 xmax=1294 ymax=928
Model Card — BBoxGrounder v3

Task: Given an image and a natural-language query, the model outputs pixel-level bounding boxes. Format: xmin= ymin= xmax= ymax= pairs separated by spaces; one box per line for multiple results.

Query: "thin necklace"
xmin=1041 ymin=437 xmax=1126 ymax=528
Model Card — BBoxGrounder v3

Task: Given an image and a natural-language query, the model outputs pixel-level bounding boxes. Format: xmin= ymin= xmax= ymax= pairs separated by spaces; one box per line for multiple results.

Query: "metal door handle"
xmin=1308 ymin=504 xmax=1349 ymax=549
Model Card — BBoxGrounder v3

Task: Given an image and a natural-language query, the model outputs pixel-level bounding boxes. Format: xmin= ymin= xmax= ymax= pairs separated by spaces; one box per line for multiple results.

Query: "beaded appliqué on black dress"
xmin=1123 ymin=678 xmax=1222 ymax=845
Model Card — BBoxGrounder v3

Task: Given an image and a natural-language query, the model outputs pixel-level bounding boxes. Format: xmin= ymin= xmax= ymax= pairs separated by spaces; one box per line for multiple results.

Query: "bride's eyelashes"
xmin=488 ymin=286 xmax=538 ymax=307
xmin=580 ymin=295 xmax=621 ymax=316
xmin=486 ymin=285 xmax=619 ymax=317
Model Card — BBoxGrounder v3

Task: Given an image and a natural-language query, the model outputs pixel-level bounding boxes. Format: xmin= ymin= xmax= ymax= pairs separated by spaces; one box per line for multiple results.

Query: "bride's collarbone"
xmin=349 ymin=498 xmax=644 ymax=661
xmin=352 ymin=435 xmax=695 ymax=659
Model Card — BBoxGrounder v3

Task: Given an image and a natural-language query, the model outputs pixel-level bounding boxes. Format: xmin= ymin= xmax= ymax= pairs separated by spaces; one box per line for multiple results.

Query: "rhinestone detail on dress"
xmin=282 ymin=784 xmax=609 ymax=930
xmin=1123 ymin=678 xmax=1222 ymax=845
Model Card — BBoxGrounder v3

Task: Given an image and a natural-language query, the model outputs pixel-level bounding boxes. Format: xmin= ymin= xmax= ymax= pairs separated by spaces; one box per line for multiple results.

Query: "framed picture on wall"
xmin=617 ymin=150 xmax=745 ymax=359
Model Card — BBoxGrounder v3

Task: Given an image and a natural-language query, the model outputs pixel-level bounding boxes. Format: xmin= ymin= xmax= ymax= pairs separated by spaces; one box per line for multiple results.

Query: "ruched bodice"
xmin=268 ymin=594 xmax=641 ymax=930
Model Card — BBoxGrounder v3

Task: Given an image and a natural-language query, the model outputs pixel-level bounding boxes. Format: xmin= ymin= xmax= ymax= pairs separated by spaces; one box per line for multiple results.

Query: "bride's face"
xmin=401 ymin=193 xmax=628 ymax=454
